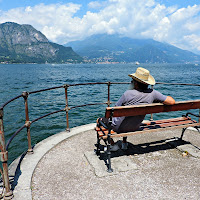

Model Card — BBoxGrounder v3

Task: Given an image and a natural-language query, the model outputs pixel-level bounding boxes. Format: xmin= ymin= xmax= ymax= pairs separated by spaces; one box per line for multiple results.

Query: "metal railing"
xmin=0 ymin=81 xmax=200 ymax=199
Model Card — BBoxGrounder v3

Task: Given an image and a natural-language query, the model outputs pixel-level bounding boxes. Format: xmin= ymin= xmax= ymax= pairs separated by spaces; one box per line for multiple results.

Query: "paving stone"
xmin=85 ymin=151 xmax=138 ymax=177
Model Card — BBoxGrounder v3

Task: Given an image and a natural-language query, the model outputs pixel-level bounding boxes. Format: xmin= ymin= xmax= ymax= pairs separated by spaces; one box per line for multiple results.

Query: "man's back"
xmin=112 ymin=88 xmax=167 ymax=133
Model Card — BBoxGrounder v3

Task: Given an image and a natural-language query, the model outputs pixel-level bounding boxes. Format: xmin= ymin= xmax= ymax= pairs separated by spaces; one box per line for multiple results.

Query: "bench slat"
xmin=140 ymin=117 xmax=192 ymax=126
xmin=105 ymin=100 xmax=200 ymax=118
xmin=101 ymin=123 xmax=200 ymax=139
xmin=96 ymin=117 xmax=194 ymax=132
xmin=96 ymin=117 xmax=199 ymax=138
xmin=107 ymin=122 xmax=200 ymax=139
xmin=139 ymin=119 xmax=196 ymax=130
xmin=95 ymin=117 xmax=191 ymax=132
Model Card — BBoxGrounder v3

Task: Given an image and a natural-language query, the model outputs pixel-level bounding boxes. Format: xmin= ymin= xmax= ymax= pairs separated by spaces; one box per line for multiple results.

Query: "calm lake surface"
xmin=0 ymin=63 xmax=200 ymax=163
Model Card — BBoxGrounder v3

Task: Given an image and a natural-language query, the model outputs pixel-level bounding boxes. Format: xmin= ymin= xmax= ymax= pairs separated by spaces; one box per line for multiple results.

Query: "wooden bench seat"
xmin=95 ymin=100 xmax=200 ymax=172
xmin=96 ymin=116 xmax=200 ymax=138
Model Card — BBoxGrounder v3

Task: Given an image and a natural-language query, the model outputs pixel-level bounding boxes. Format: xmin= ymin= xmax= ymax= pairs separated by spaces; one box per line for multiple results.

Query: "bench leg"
xmin=95 ymin=133 xmax=101 ymax=155
xmin=180 ymin=128 xmax=187 ymax=140
xmin=194 ymin=126 xmax=200 ymax=133
xmin=107 ymin=133 xmax=113 ymax=173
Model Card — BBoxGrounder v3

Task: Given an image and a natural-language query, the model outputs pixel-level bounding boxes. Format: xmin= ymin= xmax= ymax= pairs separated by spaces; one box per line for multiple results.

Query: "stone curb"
xmin=9 ymin=123 xmax=96 ymax=200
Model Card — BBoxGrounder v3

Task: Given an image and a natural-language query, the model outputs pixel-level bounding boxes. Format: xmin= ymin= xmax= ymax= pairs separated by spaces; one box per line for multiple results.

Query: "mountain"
xmin=0 ymin=22 xmax=83 ymax=64
xmin=66 ymin=34 xmax=200 ymax=63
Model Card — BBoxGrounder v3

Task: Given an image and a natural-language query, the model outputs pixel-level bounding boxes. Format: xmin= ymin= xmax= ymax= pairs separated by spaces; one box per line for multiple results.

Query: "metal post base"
xmin=107 ymin=168 xmax=113 ymax=173
xmin=27 ymin=148 xmax=34 ymax=154
xmin=66 ymin=128 xmax=70 ymax=132
xmin=4 ymin=191 xmax=14 ymax=200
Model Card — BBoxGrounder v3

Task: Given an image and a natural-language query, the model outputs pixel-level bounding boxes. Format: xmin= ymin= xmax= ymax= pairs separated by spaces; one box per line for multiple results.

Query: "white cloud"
xmin=0 ymin=0 xmax=200 ymax=54
xmin=164 ymin=4 xmax=200 ymax=53
xmin=25 ymin=6 xmax=32 ymax=12
xmin=88 ymin=1 xmax=107 ymax=9
xmin=183 ymin=34 xmax=200 ymax=51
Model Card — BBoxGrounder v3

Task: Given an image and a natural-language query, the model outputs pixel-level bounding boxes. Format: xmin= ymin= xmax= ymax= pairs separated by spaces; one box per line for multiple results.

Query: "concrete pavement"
xmin=9 ymin=124 xmax=200 ymax=200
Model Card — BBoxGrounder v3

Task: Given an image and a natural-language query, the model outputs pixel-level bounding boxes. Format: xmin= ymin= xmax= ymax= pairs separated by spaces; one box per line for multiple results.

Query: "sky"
xmin=0 ymin=0 xmax=200 ymax=54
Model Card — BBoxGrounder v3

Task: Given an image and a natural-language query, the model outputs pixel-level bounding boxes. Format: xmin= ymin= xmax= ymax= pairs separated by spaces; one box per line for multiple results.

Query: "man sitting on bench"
xmin=99 ymin=67 xmax=175 ymax=151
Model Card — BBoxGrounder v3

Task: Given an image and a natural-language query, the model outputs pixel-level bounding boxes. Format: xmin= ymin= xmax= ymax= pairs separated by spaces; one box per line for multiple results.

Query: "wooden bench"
xmin=95 ymin=100 xmax=200 ymax=172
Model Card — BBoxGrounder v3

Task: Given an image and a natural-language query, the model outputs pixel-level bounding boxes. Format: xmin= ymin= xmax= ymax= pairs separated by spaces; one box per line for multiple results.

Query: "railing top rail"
xmin=29 ymin=85 xmax=64 ymax=94
xmin=5 ymin=101 xmax=109 ymax=150
xmin=1 ymin=81 xmax=200 ymax=110
xmin=156 ymin=82 xmax=200 ymax=86
xmin=0 ymin=94 xmax=22 ymax=110
xmin=24 ymin=82 xmax=109 ymax=95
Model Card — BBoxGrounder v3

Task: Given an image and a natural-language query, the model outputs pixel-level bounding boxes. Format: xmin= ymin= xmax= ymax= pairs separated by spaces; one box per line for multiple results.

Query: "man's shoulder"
xmin=152 ymin=89 xmax=167 ymax=101
xmin=124 ymin=89 xmax=138 ymax=94
xmin=152 ymin=89 xmax=163 ymax=94
xmin=124 ymin=88 xmax=154 ymax=94
xmin=125 ymin=88 xmax=154 ymax=93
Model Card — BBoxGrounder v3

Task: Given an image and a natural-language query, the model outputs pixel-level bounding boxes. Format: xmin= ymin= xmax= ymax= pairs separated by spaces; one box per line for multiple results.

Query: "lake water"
xmin=0 ymin=63 xmax=200 ymax=163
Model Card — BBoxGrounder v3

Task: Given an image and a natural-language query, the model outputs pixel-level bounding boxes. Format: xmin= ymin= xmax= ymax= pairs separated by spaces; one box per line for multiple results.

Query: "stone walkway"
xmin=10 ymin=124 xmax=200 ymax=200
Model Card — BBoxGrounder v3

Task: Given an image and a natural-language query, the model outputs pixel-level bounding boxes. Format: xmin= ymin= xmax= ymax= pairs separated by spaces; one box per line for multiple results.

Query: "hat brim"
xmin=128 ymin=73 xmax=155 ymax=85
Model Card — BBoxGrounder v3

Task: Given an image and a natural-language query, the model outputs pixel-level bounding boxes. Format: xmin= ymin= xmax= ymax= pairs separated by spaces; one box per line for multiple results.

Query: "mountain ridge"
xmin=66 ymin=34 xmax=200 ymax=64
xmin=0 ymin=22 xmax=83 ymax=64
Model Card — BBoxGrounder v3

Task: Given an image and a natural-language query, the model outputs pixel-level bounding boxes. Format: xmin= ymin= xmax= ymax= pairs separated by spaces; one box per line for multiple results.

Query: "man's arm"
xmin=163 ymin=96 xmax=175 ymax=105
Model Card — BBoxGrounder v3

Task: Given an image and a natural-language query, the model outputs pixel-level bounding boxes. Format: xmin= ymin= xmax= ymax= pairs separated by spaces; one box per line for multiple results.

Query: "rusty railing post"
xmin=0 ymin=108 xmax=14 ymax=199
xmin=22 ymin=92 xmax=33 ymax=153
xmin=64 ymin=85 xmax=70 ymax=132
xmin=107 ymin=82 xmax=111 ymax=107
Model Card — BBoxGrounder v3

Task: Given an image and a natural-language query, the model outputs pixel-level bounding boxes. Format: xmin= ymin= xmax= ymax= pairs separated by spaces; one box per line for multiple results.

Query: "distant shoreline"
xmin=0 ymin=62 xmax=199 ymax=65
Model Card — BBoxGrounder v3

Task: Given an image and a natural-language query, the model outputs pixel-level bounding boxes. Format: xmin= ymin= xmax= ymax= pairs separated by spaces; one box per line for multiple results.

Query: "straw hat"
xmin=128 ymin=67 xmax=155 ymax=85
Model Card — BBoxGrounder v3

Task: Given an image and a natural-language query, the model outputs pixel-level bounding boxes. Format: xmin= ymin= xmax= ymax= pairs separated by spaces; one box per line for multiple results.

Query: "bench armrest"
xmin=185 ymin=112 xmax=200 ymax=118
xmin=98 ymin=118 xmax=109 ymax=129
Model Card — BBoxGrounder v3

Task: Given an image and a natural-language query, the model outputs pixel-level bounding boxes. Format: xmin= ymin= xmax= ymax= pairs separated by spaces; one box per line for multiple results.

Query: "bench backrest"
xmin=105 ymin=100 xmax=200 ymax=118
